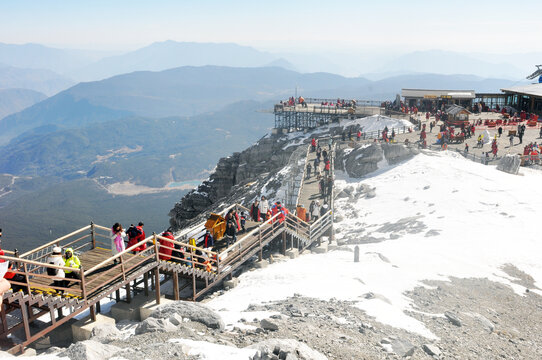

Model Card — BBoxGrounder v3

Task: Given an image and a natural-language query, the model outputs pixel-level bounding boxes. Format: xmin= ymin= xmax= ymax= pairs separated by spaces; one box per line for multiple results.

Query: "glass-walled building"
xmin=401 ymin=89 xmax=475 ymax=111
xmin=500 ymin=84 xmax=542 ymax=115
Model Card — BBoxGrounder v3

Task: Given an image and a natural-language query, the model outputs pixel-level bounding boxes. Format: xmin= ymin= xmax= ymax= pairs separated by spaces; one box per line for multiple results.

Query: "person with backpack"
xmin=47 ymin=246 xmax=66 ymax=290
xmin=126 ymin=222 xmax=146 ymax=253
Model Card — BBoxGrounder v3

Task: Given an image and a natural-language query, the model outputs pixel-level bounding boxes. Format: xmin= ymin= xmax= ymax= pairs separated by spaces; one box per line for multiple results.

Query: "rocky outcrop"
xmin=336 ymin=143 xmax=418 ymax=178
xmin=60 ymin=340 xmax=122 ymax=360
xmin=497 ymin=154 xmax=521 ymax=175
xmin=149 ymin=301 xmax=225 ymax=330
xmin=248 ymin=339 xmax=328 ymax=360
xmin=169 ymin=135 xmax=301 ymax=230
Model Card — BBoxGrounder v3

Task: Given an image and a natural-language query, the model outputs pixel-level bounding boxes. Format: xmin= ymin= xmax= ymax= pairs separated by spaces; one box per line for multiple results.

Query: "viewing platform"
xmin=274 ymin=98 xmax=384 ymax=131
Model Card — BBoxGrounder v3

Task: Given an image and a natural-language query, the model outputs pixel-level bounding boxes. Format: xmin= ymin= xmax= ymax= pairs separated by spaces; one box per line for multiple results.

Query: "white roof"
xmin=501 ymin=83 xmax=542 ymax=98
xmin=402 ymin=89 xmax=475 ymax=99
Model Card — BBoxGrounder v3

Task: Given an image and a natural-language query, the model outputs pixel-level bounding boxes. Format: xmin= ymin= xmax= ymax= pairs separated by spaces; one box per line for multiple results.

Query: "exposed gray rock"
xmin=89 ymin=323 xmax=122 ymax=344
xmin=341 ymin=143 xmax=383 ymax=178
xmin=474 ymin=314 xmax=495 ymax=333
xmin=444 ymin=311 xmax=462 ymax=327
xmin=60 ymin=340 xmax=121 ymax=360
xmin=497 ymin=154 xmax=521 ymax=175
xmin=381 ymin=143 xmax=419 ymax=165
xmin=135 ymin=317 xmax=178 ymax=335
xmin=422 ymin=343 xmax=441 ymax=357
xmin=150 ymin=301 xmax=224 ymax=330
xmin=248 ymin=339 xmax=328 ymax=360
xmin=260 ymin=318 xmax=279 ymax=331
xmin=425 ymin=229 xmax=440 ymax=237
xmin=169 ymin=136 xmax=299 ymax=229
xmin=391 ymin=339 xmax=416 ymax=357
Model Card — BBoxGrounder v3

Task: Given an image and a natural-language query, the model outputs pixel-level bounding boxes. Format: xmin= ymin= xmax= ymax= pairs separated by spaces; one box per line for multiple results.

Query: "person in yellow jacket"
xmin=64 ymin=248 xmax=81 ymax=284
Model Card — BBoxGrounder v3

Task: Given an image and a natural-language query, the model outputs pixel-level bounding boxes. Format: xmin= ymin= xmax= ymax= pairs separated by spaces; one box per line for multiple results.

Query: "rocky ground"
xmin=44 ymin=262 xmax=541 ymax=360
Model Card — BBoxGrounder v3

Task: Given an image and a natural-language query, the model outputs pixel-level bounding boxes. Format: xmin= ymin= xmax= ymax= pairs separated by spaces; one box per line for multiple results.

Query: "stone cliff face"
xmin=336 ymin=143 xmax=419 ymax=178
xmin=168 ymin=136 xmax=301 ymax=230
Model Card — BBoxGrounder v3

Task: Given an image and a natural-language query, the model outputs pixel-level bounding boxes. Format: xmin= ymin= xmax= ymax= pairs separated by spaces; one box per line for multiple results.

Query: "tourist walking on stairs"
xmin=311 ymin=200 xmax=320 ymax=222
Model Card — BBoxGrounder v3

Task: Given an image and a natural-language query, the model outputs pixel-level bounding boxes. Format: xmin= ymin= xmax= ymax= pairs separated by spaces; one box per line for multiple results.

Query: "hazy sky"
xmin=2 ymin=0 xmax=541 ymax=53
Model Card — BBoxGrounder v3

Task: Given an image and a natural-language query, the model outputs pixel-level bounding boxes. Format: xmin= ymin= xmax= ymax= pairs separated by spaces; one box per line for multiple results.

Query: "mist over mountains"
xmin=0 ymin=88 xmax=46 ymax=120
xmin=0 ymin=39 xmax=531 ymax=250
xmin=0 ymin=41 xmax=538 ymax=86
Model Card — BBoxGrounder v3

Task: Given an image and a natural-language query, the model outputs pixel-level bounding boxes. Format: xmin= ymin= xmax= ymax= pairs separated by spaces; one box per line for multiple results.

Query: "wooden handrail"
xmin=155 ymin=234 xmax=217 ymax=258
xmin=19 ymin=225 xmax=91 ymax=258
xmin=84 ymin=236 xmax=153 ymax=275
xmin=0 ymin=255 xmax=82 ymax=273
xmin=220 ymin=212 xmax=281 ymax=259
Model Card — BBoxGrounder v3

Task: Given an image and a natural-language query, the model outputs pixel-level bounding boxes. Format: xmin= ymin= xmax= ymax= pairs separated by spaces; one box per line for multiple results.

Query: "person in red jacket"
xmin=127 ymin=222 xmax=146 ymax=253
xmin=159 ymin=230 xmax=174 ymax=261
xmin=0 ymin=232 xmax=10 ymax=295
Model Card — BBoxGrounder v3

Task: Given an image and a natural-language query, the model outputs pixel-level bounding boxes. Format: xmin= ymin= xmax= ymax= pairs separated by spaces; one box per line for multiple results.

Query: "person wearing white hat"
xmin=46 ymin=246 xmax=66 ymax=291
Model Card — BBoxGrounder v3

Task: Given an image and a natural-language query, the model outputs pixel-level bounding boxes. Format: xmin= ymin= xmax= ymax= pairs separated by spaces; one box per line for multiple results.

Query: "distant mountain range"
xmin=0 ymin=64 xmax=74 ymax=96
xmin=0 ymin=42 xmax=112 ymax=74
xmin=0 ymin=66 xmax=369 ymax=144
xmin=73 ymin=41 xmax=284 ymax=81
xmin=0 ymin=88 xmax=46 ymax=120
xmin=1 ymin=41 xmax=538 ymax=83
xmin=366 ymin=50 xmax=527 ymax=80
xmin=0 ymin=65 xmax=521 ymax=146
xmin=0 ymin=100 xmax=274 ymax=187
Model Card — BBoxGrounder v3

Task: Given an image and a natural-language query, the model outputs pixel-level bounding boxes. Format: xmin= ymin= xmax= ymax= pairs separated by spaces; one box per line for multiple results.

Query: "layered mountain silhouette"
xmin=0 ymin=64 xmax=74 ymax=96
xmin=0 ymin=88 xmax=46 ymax=121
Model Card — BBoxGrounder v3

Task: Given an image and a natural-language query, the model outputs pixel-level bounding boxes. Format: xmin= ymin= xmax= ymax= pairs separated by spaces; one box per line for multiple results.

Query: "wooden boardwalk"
xmin=0 ymin=141 xmax=335 ymax=354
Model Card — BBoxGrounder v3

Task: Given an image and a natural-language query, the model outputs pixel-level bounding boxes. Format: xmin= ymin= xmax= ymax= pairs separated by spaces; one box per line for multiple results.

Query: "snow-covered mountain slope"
xmin=207 ymin=150 xmax=542 ymax=339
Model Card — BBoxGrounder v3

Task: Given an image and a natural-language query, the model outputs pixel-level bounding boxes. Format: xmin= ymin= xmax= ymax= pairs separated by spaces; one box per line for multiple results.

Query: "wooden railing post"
xmin=90 ymin=222 xmax=96 ymax=250
xmin=119 ymin=254 xmax=126 ymax=282
xmin=22 ymin=263 xmax=31 ymax=295
xmin=79 ymin=266 xmax=87 ymax=301
xmin=258 ymin=227 xmax=262 ymax=261
xmin=153 ymin=234 xmax=161 ymax=304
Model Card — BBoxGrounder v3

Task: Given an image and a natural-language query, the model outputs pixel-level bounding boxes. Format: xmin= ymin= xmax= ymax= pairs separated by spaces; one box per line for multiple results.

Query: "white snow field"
xmin=208 ymin=150 xmax=542 ymax=339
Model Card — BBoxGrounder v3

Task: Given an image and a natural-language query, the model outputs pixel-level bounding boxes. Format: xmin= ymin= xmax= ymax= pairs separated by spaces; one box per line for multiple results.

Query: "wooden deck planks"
xmin=26 ymin=246 xmax=138 ymax=297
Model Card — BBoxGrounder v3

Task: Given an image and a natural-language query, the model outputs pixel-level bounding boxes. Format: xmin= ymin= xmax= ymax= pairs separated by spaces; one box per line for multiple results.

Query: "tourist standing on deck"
xmin=251 ymin=199 xmax=260 ymax=221
xmin=259 ymin=196 xmax=269 ymax=222
xmin=225 ymin=221 xmax=237 ymax=246
xmin=64 ymin=248 xmax=81 ymax=283
xmin=111 ymin=223 xmax=126 ymax=262
xmin=159 ymin=230 xmax=174 ymax=261
xmin=127 ymin=222 xmax=146 ymax=253
xmin=47 ymin=247 xmax=66 ymax=289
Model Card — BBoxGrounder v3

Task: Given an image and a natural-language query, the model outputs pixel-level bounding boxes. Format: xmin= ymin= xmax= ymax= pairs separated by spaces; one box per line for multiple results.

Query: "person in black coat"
xmin=225 ymin=221 xmax=237 ymax=246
